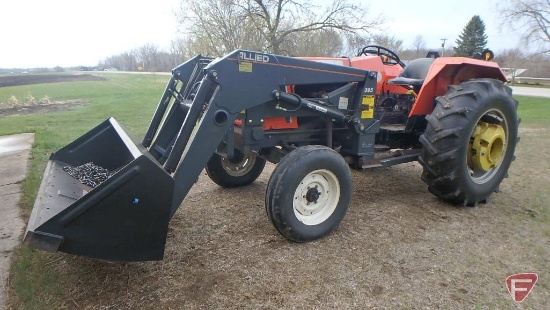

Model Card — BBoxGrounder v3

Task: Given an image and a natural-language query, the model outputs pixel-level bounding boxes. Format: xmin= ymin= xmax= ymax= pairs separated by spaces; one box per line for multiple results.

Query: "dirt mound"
xmin=0 ymin=99 xmax=89 ymax=117
xmin=0 ymin=74 xmax=105 ymax=88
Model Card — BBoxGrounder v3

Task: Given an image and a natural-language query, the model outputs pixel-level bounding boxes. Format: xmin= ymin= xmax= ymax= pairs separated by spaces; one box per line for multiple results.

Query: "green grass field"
xmin=0 ymin=73 xmax=168 ymax=214
xmin=515 ymin=95 xmax=550 ymax=126
xmin=0 ymin=74 xmax=170 ymax=309
xmin=1 ymin=75 xmax=549 ymax=309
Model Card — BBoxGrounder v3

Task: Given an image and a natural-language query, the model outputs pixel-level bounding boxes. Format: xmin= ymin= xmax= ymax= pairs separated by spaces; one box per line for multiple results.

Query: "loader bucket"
xmin=23 ymin=118 xmax=174 ymax=261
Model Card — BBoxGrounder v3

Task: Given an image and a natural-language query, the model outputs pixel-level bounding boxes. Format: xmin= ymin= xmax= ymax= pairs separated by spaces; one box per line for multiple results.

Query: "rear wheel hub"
xmin=469 ymin=121 xmax=506 ymax=172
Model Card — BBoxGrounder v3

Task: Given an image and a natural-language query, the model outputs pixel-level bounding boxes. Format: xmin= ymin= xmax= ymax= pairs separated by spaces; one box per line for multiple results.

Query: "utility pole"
xmin=440 ymin=38 xmax=448 ymax=56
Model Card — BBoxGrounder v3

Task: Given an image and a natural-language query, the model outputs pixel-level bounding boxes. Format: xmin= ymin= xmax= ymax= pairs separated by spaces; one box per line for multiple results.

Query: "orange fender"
xmin=410 ymin=57 xmax=507 ymax=116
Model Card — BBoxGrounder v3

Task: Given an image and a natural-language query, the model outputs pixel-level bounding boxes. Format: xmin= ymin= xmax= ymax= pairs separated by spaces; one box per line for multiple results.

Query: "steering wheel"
xmin=357 ymin=45 xmax=404 ymax=67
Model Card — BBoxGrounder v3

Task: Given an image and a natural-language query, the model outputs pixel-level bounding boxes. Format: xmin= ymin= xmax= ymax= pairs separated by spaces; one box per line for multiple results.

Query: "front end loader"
xmin=24 ymin=47 xmax=519 ymax=261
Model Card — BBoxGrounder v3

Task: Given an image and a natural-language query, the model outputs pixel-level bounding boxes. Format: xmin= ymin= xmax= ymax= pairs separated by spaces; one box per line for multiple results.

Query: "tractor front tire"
xmin=206 ymin=151 xmax=266 ymax=188
xmin=418 ymin=79 xmax=519 ymax=206
xmin=265 ymin=145 xmax=352 ymax=242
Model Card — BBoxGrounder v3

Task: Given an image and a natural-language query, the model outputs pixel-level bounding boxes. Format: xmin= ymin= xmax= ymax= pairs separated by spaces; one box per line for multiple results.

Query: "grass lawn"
xmin=515 ymin=95 xmax=550 ymax=126
xmin=0 ymin=73 xmax=168 ymax=214
xmin=1 ymin=76 xmax=549 ymax=309
xmin=0 ymin=73 xmax=168 ymax=309
xmin=511 ymin=82 xmax=550 ymax=88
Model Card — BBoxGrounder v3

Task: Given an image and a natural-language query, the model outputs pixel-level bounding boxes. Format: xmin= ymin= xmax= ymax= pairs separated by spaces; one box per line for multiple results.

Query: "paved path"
xmin=0 ymin=133 xmax=34 ymax=309
xmin=511 ymin=86 xmax=550 ymax=98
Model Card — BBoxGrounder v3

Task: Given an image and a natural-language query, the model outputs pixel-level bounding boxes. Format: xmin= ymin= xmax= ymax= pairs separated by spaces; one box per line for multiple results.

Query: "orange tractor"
xmin=24 ymin=45 xmax=518 ymax=261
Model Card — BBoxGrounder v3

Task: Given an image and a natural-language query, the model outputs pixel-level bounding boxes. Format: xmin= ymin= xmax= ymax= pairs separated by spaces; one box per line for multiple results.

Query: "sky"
xmin=0 ymin=0 xmax=521 ymax=68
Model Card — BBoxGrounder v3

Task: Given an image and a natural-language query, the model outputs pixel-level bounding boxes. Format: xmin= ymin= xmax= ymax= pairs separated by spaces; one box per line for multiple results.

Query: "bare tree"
xmin=495 ymin=48 xmax=550 ymax=79
xmin=155 ymin=51 xmax=176 ymax=71
xmin=494 ymin=48 xmax=526 ymax=68
xmin=178 ymin=0 xmax=264 ymax=56
xmin=498 ymin=0 xmax=550 ymax=53
xmin=242 ymin=0 xmax=382 ymax=54
xmin=341 ymin=33 xmax=370 ymax=56
xmin=169 ymin=37 xmax=188 ymax=67
xmin=99 ymin=46 xmax=178 ymax=72
xmin=98 ymin=56 xmax=119 ymax=70
xmin=369 ymin=34 xmax=403 ymax=54
xmin=527 ymin=53 xmax=550 ymax=77
xmin=493 ymin=48 xmax=528 ymax=83
xmin=120 ymin=51 xmax=138 ymax=71
xmin=99 ymin=53 xmax=135 ymax=71
xmin=177 ymin=0 xmax=383 ymax=56
xmin=136 ymin=43 xmax=159 ymax=71
xmin=285 ymin=29 xmax=344 ymax=56
xmin=412 ymin=35 xmax=427 ymax=57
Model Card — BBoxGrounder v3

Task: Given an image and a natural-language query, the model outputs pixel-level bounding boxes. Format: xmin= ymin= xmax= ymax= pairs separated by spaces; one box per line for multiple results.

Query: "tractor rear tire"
xmin=418 ymin=78 xmax=519 ymax=206
xmin=265 ymin=145 xmax=352 ymax=242
xmin=206 ymin=151 xmax=266 ymax=188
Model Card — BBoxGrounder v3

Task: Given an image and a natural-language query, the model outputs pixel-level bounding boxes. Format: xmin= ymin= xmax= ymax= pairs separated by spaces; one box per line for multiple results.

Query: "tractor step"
xmin=360 ymin=149 xmax=421 ymax=169
xmin=375 ymin=144 xmax=391 ymax=152
xmin=380 ymin=150 xmax=421 ymax=166
xmin=380 ymin=124 xmax=406 ymax=132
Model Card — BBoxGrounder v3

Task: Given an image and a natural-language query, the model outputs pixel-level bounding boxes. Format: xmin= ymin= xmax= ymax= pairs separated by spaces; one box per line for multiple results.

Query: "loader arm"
xmin=24 ymin=49 xmax=378 ymax=261
xmin=166 ymin=50 xmax=376 ymax=216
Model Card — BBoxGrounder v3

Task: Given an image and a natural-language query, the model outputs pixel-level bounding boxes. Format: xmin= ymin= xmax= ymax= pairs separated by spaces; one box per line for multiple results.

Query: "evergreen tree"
xmin=454 ymin=15 xmax=488 ymax=57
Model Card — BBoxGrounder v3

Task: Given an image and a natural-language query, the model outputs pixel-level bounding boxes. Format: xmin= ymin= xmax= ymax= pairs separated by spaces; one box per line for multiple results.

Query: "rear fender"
xmin=410 ymin=57 xmax=507 ymax=116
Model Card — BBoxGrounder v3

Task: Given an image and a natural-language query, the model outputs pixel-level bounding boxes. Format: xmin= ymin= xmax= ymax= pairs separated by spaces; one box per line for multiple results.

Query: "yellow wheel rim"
xmin=469 ymin=121 xmax=506 ymax=172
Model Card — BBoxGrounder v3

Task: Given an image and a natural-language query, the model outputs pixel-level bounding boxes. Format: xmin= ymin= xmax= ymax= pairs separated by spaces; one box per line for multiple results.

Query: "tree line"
xmin=98 ymin=43 xmax=179 ymax=72
xmin=98 ymin=33 xmax=436 ymax=72
xmin=98 ymin=0 xmax=550 ymax=78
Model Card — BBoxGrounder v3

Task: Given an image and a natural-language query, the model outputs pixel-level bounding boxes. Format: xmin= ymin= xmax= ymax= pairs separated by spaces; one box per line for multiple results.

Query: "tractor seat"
xmin=387 ymin=58 xmax=435 ymax=87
